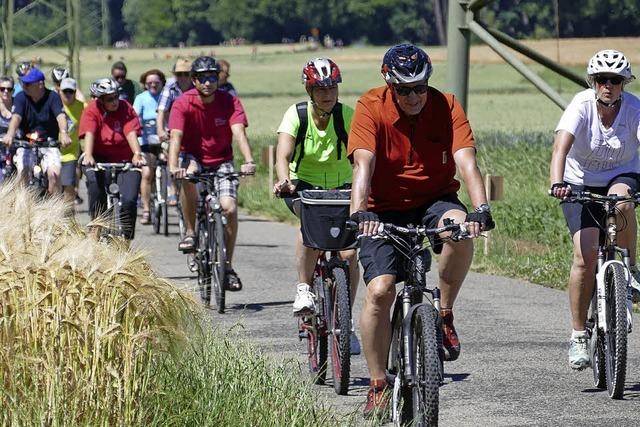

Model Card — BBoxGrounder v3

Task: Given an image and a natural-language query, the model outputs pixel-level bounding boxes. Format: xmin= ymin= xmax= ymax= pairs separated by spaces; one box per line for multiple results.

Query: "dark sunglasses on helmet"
xmin=393 ymin=83 xmax=428 ymax=96
xmin=195 ymin=74 xmax=218 ymax=84
xmin=594 ymin=75 xmax=624 ymax=85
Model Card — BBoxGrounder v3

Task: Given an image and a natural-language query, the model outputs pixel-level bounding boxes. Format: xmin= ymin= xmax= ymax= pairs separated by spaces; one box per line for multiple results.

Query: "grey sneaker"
xmin=568 ymin=334 xmax=590 ymax=370
xmin=630 ymin=266 xmax=640 ymax=303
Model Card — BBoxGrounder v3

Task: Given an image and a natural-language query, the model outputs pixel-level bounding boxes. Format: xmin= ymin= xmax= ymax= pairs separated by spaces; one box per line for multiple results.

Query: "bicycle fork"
xmin=595 ymin=249 xmax=633 ymax=334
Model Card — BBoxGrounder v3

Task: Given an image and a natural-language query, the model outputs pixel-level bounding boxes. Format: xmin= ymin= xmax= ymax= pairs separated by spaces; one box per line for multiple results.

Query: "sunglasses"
xmin=0 ymin=87 xmax=13 ymax=93
xmin=594 ymin=75 xmax=624 ymax=85
xmin=62 ymin=89 xmax=76 ymax=95
xmin=102 ymin=95 xmax=119 ymax=103
xmin=195 ymin=74 xmax=218 ymax=84
xmin=394 ymin=83 xmax=428 ymax=96
xmin=175 ymin=72 xmax=189 ymax=77
xmin=146 ymin=80 xmax=162 ymax=86
xmin=113 ymin=74 xmax=126 ymax=81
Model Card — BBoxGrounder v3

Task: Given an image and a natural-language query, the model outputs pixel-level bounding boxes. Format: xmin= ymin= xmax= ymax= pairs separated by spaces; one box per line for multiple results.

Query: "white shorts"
xmin=14 ymin=147 xmax=62 ymax=173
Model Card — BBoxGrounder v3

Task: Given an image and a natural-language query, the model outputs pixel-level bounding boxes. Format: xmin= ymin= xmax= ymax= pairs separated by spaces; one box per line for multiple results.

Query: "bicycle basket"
xmin=299 ymin=189 xmax=356 ymax=251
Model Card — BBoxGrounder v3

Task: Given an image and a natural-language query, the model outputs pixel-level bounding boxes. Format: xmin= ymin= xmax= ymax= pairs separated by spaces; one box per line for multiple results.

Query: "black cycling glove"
xmin=349 ymin=211 xmax=379 ymax=224
xmin=465 ymin=211 xmax=495 ymax=231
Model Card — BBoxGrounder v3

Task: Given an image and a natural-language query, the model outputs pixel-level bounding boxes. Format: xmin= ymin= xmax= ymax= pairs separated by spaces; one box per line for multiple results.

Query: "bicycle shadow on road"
xmin=236 ymin=243 xmax=280 ymax=248
xmin=228 ymin=300 xmax=295 ymax=312
xmin=442 ymin=372 xmax=471 ymax=385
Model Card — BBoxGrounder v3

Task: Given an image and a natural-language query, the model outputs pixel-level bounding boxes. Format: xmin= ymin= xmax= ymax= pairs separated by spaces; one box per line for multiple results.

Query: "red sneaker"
xmin=363 ymin=378 xmax=390 ymax=420
xmin=441 ymin=309 xmax=460 ymax=361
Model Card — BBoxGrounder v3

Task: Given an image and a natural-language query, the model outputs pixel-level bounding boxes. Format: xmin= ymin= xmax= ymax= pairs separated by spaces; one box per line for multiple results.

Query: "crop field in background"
xmin=19 ymin=37 xmax=640 ymax=287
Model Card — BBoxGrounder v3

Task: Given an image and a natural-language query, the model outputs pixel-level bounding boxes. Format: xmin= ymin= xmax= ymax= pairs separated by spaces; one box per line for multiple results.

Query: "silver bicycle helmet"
xmin=90 ymin=77 xmax=119 ymax=97
xmin=51 ymin=67 xmax=70 ymax=84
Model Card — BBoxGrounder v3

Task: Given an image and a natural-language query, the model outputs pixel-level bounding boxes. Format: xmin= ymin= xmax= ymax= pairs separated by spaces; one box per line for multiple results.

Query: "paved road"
xmin=78 ymin=195 xmax=640 ymax=426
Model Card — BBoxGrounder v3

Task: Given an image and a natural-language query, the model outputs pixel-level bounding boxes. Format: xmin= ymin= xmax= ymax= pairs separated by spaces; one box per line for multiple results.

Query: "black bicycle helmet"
xmin=381 ymin=44 xmax=433 ymax=84
xmin=191 ymin=56 xmax=218 ymax=75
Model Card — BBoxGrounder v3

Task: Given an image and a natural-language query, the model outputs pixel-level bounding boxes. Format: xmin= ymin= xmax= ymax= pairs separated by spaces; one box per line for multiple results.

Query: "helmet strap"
xmin=596 ymin=97 xmax=621 ymax=108
xmin=310 ymin=100 xmax=331 ymax=118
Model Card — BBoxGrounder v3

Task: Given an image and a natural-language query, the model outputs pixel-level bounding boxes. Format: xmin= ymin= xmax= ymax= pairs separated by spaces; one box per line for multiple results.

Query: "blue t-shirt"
xmin=13 ymin=82 xmax=23 ymax=96
xmin=12 ymin=88 xmax=64 ymax=139
xmin=133 ymin=90 xmax=160 ymax=146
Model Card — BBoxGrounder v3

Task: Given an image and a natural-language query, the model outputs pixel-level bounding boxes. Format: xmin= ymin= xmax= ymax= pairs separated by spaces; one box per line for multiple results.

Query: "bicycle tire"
xmin=210 ymin=211 xmax=227 ymax=313
xmin=196 ymin=219 xmax=211 ymax=304
xmin=588 ymin=298 xmax=606 ymax=389
xmin=604 ymin=263 xmax=628 ymax=399
xmin=308 ymin=271 xmax=328 ymax=385
xmin=401 ymin=304 xmax=441 ymax=427
xmin=161 ymin=166 xmax=169 ymax=236
xmin=330 ymin=265 xmax=352 ymax=395
xmin=177 ymin=203 xmax=186 ymax=240
xmin=152 ymin=193 xmax=161 ymax=234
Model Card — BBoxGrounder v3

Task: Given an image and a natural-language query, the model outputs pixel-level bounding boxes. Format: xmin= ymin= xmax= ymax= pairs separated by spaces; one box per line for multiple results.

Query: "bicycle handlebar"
xmin=346 ymin=218 xmax=470 ymax=241
xmin=86 ymin=162 xmax=140 ymax=173
xmin=12 ymin=138 xmax=61 ymax=149
xmin=549 ymin=189 xmax=640 ymax=204
xmin=180 ymin=171 xmax=255 ymax=182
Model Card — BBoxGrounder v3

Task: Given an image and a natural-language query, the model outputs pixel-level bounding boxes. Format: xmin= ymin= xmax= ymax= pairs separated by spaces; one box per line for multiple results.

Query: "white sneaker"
xmin=630 ymin=266 xmax=640 ymax=303
xmin=568 ymin=333 xmax=590 ymax=370
xmin=293 ymin=283 xmax=315 ymax=316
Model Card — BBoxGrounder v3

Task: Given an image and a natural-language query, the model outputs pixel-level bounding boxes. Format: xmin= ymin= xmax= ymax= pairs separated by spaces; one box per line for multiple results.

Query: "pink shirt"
xmin=168 ymin=88 xmax=248 ymax=168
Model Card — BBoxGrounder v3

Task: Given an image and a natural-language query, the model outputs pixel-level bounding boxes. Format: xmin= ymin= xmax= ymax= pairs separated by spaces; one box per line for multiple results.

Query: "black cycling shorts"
xmin=358 ymin=193 xmax=467 ymax=285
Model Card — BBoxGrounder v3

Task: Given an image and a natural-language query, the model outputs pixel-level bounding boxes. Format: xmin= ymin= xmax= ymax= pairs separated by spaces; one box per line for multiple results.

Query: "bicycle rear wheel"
xmin=196 ymin=219 xmax=211 ymax=304
xmin=603 ymin=263 xmax=628 ymax=399
xmin=210 ymin=211 xmax=227 ymax=313
xmin=330 ymin=265 xmax=351 ymax=395
xmin=401 ymin=304 xmax=441 ymax=427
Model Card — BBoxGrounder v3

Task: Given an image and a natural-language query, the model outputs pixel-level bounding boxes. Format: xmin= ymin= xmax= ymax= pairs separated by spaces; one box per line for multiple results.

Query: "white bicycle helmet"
xmin=586 ymin=49 xmax=635 ymax=87
xmin=51 ymin=67 xmax=70 ymax=83
xmin=90 ymin=77 xmax=119 ymax=97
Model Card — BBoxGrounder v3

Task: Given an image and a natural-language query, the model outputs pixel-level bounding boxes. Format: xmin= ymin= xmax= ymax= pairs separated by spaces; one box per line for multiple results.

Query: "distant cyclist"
xmin=216 ymin=59 xmax=237 ymax=97
xmin=0 ymin=76 xmax=16 ymax=184
xmin=58 ymin=78 xmax=84 ymax=210
xmin=50 ymin=66 xmax=87 ymax=103
xmin=133 ymin=68 xmax=166 ymax=225
xmin=2 ymin=67 xmax=71 ymax=194
xmin=12 ymin=61 xmax=32 ymax=96
xmin=79 ymin=78 xmax=144 ymax=240
xmin=273 ymin=58 xmax=360 ymax=353
xmin=550 ymin=49 xmax=640 ymax=370
xmin=111 ymin=61 xmax=137 ymax=104
xmin=168 ymin=56 xmax=256 ymax=291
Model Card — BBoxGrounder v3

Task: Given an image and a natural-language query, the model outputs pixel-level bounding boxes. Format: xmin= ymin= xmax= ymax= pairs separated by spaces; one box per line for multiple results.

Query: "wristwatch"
xmin=475 ymin=203 xmax=491 ymax=214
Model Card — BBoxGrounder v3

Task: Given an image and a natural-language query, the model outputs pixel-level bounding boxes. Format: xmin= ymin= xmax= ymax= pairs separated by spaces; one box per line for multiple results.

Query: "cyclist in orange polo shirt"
xmin=348 ymin=44 xmax=495 ymax=419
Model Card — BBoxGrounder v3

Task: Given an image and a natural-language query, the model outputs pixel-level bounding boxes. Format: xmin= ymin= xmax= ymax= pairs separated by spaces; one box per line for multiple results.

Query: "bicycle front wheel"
xmin=161 ymin=166 xmax=169 ymax=236
xmin=603 ymin=263 xmax=628 ymax=399
xmin=308 ymin=271 xmax=328 ymax=385
xmin=196 ymin=219 xmax=211 ymax=303
xmin=330 ymin=265 xmax=351 ymax=395
xmin=210 ymin=212 xmax=227 ymax=313
xmin=588 ymin=297 xmax=606 ymax=389
xmin=402 ymin=304 xmax=441 ymax=427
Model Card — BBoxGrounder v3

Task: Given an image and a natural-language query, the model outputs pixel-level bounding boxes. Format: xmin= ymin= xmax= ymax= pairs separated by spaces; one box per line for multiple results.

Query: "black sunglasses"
xmin=0 ymin=87 xmax=13 ymax=92
xmin=195 ymin=74 xmax=218 ymax=84
xmin=394 ymin=83 xmax=428 ymax=96
xmin=175 ymin=72 xmax=189 ymax=77
xmin=594 ymin=75 xmax=624 ymax=85
xmin=62 ymin=89 xmax=76 ymax=95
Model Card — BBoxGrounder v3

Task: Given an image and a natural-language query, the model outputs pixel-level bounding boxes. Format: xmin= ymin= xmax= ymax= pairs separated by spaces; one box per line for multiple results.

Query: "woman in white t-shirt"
xmin=550 ymin=49 xmax=640 ymax=370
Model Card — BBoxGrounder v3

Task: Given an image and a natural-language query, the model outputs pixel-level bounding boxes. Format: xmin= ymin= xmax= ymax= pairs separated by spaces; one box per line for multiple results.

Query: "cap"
xmin=20 ymin=68 xmax=45 ymax=84
xmin=173 ymin=59 xmax=192 ymax=73
xmin=60 ymin=78 xmax=77 ymax=91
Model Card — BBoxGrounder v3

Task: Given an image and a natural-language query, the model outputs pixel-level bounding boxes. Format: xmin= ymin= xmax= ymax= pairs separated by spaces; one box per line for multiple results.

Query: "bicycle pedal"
xmin=293 ymin=308 xmax=314 ymax=318
xmin=298 ymin=331 xmax=308 ymax=340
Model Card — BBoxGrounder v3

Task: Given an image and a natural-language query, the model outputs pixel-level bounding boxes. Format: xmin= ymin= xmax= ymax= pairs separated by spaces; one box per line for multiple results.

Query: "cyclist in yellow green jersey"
xmin=59 ymin=78 xmax=84 ymax=210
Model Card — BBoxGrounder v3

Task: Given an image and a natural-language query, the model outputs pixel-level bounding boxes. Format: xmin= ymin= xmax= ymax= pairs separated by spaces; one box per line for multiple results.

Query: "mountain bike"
xmin=348 ymin=218 xmax=469 ymax=426
xmin=0 ymin=144 xmax=15 ymax=185
xmin=296 ymin=188 xmax=356 ymax=395
xmin=12 ymin=137 xmax=60 ymax=196
xmin=87 ymin=162 xmax=140 ymax=240
xmin=562 ymin=190 xmax=639 ymax=399
xmin=181 ymin=170 xmax=252 ymax=313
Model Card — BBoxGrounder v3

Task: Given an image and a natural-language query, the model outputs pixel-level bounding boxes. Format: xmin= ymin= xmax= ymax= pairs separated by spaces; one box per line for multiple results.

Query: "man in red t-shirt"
xmin=348 ymin=44 xmax=495 ymax=419
xmin=79 ymin=77 xmax=145 ymax=241
xmin=168 ymin=56 xmax=255 ymax=290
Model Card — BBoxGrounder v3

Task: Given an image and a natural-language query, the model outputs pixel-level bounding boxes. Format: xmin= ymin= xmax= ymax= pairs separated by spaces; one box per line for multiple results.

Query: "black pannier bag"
xmin=299 ymin=189 xmax=357 ymax=251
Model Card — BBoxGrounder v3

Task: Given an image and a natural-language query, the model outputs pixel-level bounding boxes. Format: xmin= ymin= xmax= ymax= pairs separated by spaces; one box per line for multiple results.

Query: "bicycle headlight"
xmin=108 ymin=183 xmax=120 ymax=194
